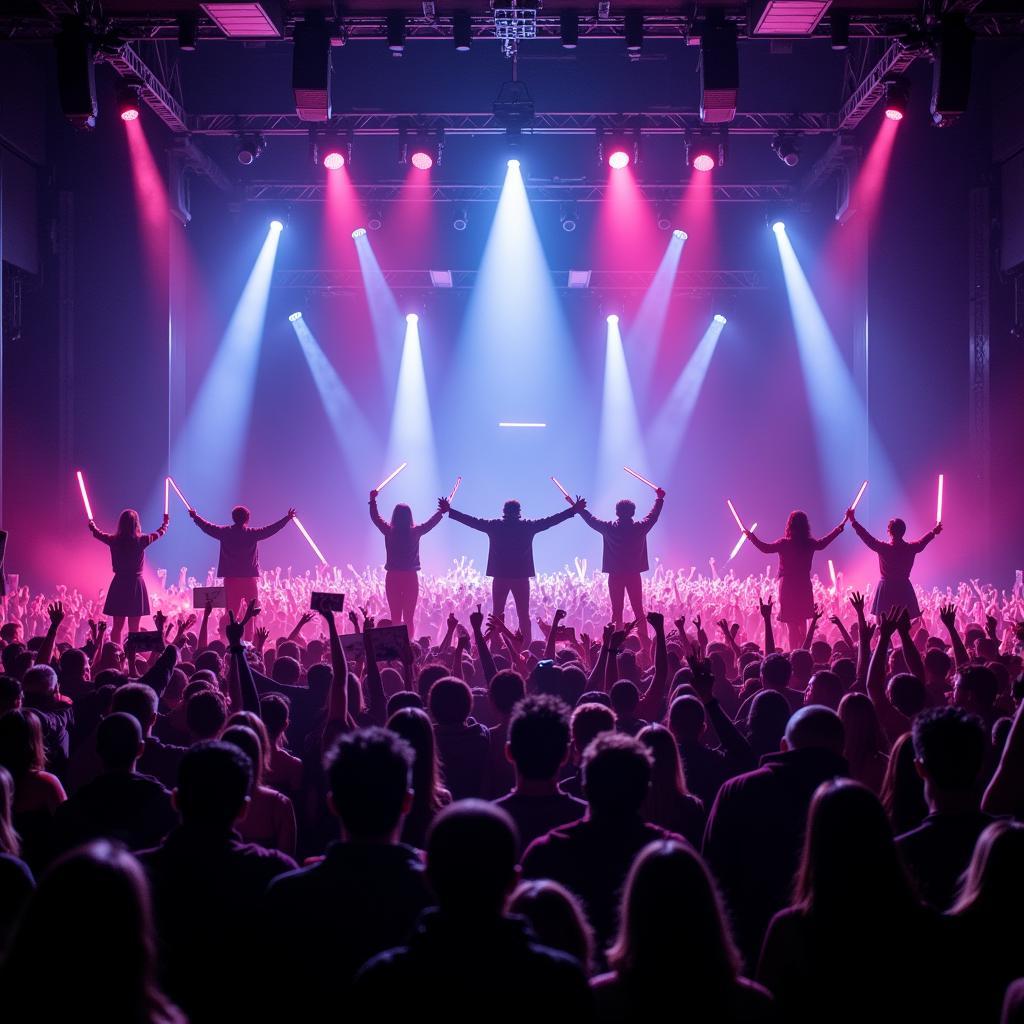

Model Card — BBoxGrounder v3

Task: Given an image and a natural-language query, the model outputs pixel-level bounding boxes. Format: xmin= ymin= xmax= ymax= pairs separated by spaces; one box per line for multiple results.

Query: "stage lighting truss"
xmin=236 ymin=133 xmax=267 ymax=165
xmin=116 ymin=81 xmax=141 ymax=121
xmin=770 ymin=133 xmax=800 ymax=167
xmin=883 ymin=75 xmax=910 ymax=121
xmin=493 ymin=2 xmax=539 ymax=40
xmin=685 ymin=131 xmax=725 ymax=172
xmin=400 ymin=129 xmax=444 ymax=170
xmin=310 ymin=131 xmax=352 ymax=169
xmin=560 ymin=201 xmax=579 ymax=232
xmin=598 ymin=129 xmax=639 ymax=169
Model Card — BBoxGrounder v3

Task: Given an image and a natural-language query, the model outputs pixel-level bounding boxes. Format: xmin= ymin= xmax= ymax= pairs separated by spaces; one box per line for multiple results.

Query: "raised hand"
xmin=939 ymin=603 xmax=957 ymax=631
xmin=447 ymin=611 xmax=459 ymax=632
xmin=674 ymin=616 xmax=686 ymax=638
xmin=879 ymin=607 xmax=903 ymax=638
xmin=369 ymin=489 xmax=379 ymax=500
xmin=933 ymin=522 xmax=944 ymax=535
xmin=895 ymin=608 xmax=913 ymax=634
xmin=287 ymin=508 xmax=297 ymax=519
xmin=602 ymin=622 xmax=615 ymax=645
xmin=845 ymin=507 xmax=855 ymax=522
xmin=469 ymin=604 xmax=484 ymax=633
xmin=254 ymin=625 xmax=270 ymax=650
xmin=47 ymin=602 xmax=65 ymax=627
xmin=438 ymin=497 xmax=451 ymax=514
xmin=153 ymin=610 xmax=168 ymax=637
xmin=553 ymin=608 xmax=567 ymax=625
xmin=850 ymin=592 xmax=866 ymax=616
xmin=225 ymin=610 xmax=244 ymax=647
xmin=656 ymin=487 xmax=666 ymax=499
xmin=571 ymin=495 xmax=587 ymax=512
xmin=687 ymin=653 xmax=715 ymax=704
xmin=295 ymin=610 xmax=315 ymax=629
xmin=646 ymin=610 xmax=665 ymax=632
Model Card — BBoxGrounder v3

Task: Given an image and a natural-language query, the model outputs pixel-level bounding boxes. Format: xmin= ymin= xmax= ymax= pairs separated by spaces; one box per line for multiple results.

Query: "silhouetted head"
xmin=0 ymin=709 xmax=46 ymax=778
xmin=509 ymin=879 xmax=594 ymax=972
xmin=96 ymin=712 xmax=144 ymax=773
xmin=508 ymin=694 xmax=571 ymax=782
xmin=785 ymin=510 xmax=811 ymax=541
xmin=615 ymin=499 xmax=636 ymax=520
xmin=116 ymin=509 xmax=142 ymax=538
xmin=502 ymin=499 xmax=522 ymax=520
xmin=582 ymin=732 xmax=652 ymax=818
xmin=784 ymin=705 xmax=845 ymax=755
xmin=390 ymin=503 xmax=414 ymax=531
xmin=174 ymin=740 xmax=252 ymax=829
xmin=231 ymin=505 xmax=250 ymax=526
xmin=887 ymin=517 xmax=907 ymax=540
xmin=954 ymin=820 xmax=1024 ymax=917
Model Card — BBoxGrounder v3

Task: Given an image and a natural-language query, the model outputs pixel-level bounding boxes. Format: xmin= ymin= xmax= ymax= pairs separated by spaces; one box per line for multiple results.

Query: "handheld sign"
xmin=193 ymin=586 xmax=226 ymax=609
xmin=310 ymin=591 xmax=345 ymax=613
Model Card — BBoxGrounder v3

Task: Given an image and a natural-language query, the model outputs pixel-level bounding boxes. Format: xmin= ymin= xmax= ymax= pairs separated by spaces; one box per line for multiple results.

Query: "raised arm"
xmin=188 ymin=509 xmax=227 ymax=540
xmin=983 ymin=693 xmax=1024 ymax=815
xmin=88 ymin=521 xmax=114 ymax=546
xmin=939 ymin=603 xmax=971 ymax=669
xmin=320 ymin=608 xmax=350 ymax=745
xmin=444 ymin=505 xmax=492 ymax=533
xmin=759 ymin=597 xmax=776 ymax=655
xmin=530 ymin=496 xmax=585 ymax=534
xmin=745 ymin=531 xmax=782 ymax=555
xmin=895 ymin=609 xmax=926 ymax=681
xmin=909 ymin=523 xmax=942 ymax=554
xmin=34 ymin=602 xmax=65 ymax=668
xmin=850 ymin=592 xmax=874 ymax=692
xmin=802 ymin=605 xmax=823 ymax=651
xmin=544 ymin=608 xmax=567 ymax=662
xmin=413 ymin=502 xmax=446 ymax=537
xmin=469 ymin=605 xmax=497 ymax=685
xmin=637 ymin=612 xmax=668 ymax=721
xmin=639 ymin=490 xmax=666 ymax=534
xmin=252 ymin=509 xmax=296 ymax=541
xmin=368 ymin=492 xmax=389 ymax=534
xmin=812 ymin=521 xmax=845 ymax=551
xmin=848 ymin=513 xmax=885 ymax=553
xmin=226 ymin=609 xmax=260 ymax=715
xmin=197 ymin=597 xmax=214 ymax=652
xmin=361 ymin=620 xmax=387 ymax=727
xmin=142 ymin=516 xmax=170 ymax=548
xmin=577 ymin=507 xmax=611 ymax=535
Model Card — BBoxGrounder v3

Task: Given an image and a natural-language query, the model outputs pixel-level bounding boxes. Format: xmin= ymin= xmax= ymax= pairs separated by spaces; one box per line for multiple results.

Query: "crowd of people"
xmin=1 ymin=490 xmax=1023 ymax=1021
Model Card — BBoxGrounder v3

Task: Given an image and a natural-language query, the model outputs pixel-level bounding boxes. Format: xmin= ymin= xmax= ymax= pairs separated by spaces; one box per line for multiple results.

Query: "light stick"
xmin=729 ymin=521 xmax=757 ymax=561
xmin=550 ymin=476 xmax=572 ymax=502
xmin=936 ymin=473 xmax=944 ymax=524
xmin=828 ymin=559 xmax=838 ymax=592
xmin=447 ymin=476 xmax=462 ymax=503
xmin=375 ymin=462 xmax=407 ymax=493
xmin=164 ymin=478 xmax=170 ymax=517
xmin=850 ymin=479 xmax=869 ymax=512
xmin=76 ymin=470 xmax=94 ymax=521
xmin=725 ymin=498 xmax=746 ymax=533
xmin=624 ymin=466 xmax=659 ymax=492
xmin=293 ymin=517 xmax=328 ymax=566
xmin=167 ymin=477 xmax=192 ymax=512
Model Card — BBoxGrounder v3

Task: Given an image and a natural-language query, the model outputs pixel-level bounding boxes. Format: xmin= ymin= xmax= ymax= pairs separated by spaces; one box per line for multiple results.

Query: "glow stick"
xmin=729 ymin=521 xmax=757 ymax=561
xmin=164 ymin=478 xmax=170 ymax=517
xmin=167 ymin=476 xmax=192 ymax=512
xmin=76 ymin=470 xmax=94 ymax=521
xmin=447 ymin=476 xmax=462 ymax=503
xmin=850 ymin=479 xmax=869 ymax=512
xmin=828 ymin=559 xmax=838 ymax=592
xmin=293 ymin=517 xmax=328 ymax=566
xmin=550 ymin=476 xmax=572 ymax=502
xmin=726 ymin=498 xmax=746 ymax=533
xmin=375 ymin=462 xmax=407 ymax=493
xmin=936 ymin=473 xmax=944 ymax=524
xmin=624 ymin=466 xmax=659 ymax=492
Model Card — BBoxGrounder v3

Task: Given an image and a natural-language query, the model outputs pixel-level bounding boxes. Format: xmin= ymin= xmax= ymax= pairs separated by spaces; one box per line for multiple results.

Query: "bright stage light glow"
xmin=120 ymin=106 xmax=140 ymax=122
xmin=607 ymin=314 xmax=619 ymax=325
xmin=673 ymin=229 xmax=688 ymax=240
xmin=410 ymin=150 xmax=434 ymax=170
xmin=269 ymin=219 xmax=284 ymax=232
xmin=507 ymin=158 xmax=520 ymax=169
xmin=288 ymin=312 xmax=302 ymax=322
xmin=406 ymin=313 xmax=419 ymax=324
xmin=608 ymin=149 xmax=631 ymax=170
xmin=351 ymin=227 xmax=367 ymax=238
xmin=884 ymin=107 xmax=904 ymax=122
xmin=713 ymin=313 xmax=727 ymax=324
xmin=772 ymin=220 xmax=786 ymax=234
xmin=354 ymin=226 xmax=403 ymax=384
xmin=498 ymin=422 xmax=547 ymax=428
xmin=692 ymin=153 xmax=715 ymax=173
xmin=323 ymin=150 xmax=345 ymax=171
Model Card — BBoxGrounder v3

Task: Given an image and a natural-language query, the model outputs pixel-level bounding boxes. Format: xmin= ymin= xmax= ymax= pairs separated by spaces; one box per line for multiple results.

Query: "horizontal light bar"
xmin=498 ymin=422 xmax=546 ymax=428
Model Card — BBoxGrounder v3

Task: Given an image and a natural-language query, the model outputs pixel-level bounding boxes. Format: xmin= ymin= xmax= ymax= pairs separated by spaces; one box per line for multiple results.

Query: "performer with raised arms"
xmin=369 ymin=489 xmax=447 ymax=632
xmin=188 ymin=503 xmax=295 ymax=637
xmin=439 ymin=491 xmax=585 ymax=643
xmin=744 ymin=511 xmax=846 ymax=650
xmin=88 ymin=508 xmax=169 ymax=644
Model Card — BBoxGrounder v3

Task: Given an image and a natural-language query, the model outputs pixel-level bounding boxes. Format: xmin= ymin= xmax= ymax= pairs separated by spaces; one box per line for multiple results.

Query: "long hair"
xmin=226 ymin=711 xmax=273 ymax=775
xmin=785 ymin=510 xmax=811 ymax=542
xmin=390 ymin=503 xmax=414 ymax=531
xmin=220 ymin=725 xmax=265 ymax=787
xmin=638 ymin=724 xmax=690 ymax=826
xmin=116 ymin=509 xmax=142 ymax=539
xmin=0 ymin=710 xmax=46 ymax=779
xmin=608 ymin=840 xmax=740 ymax=990
xmin=510 ymin=879 xmax=595 ymax=973
xmin=952 ymin=820 xmax=1024 ymax=919
xmin=0 ymin=764 xmax=21 ymax=857
xmin=879 ymin=732 xmax=927 ymax=835
xmin=0 ymin=841 xmax=184 ymax=1023
xmin=794 ymin=779 xmax=917 ymax=924
xmin=839 ymin=692 xmax=886 ymax=761
xmin=388 ymin=707 xmax=448 ymax=842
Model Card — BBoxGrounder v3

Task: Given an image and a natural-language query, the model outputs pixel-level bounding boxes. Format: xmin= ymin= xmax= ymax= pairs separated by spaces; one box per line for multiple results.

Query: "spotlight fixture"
xmin=236 ymin=134 xmax=266 ymax=165
xmin=178 ymin=12 xmax=199 ymax=51
xmin=387 ymin=13 xmax=406 ymax=54
xmin=368 ymin=208 xmax=384 ymax=231
xmin=117 ymin=84 xmax=141 ymax=122
xmin=404 ymin=133 xmax=442 ymax=170
xmin=770 ymin=134 xmax=800 ymax=167
xmin=599 ymin=131 xmax=638 ymax=170
xmin=771 ymin=220 xmax=786 ymax=234
xmin=507 ymin=158 xmax=521 ymax=169
xmin=607 ymin=314 xmax=620 ymax=326
xmin=453 ymin=11 xmax=472 ymax=51
xmin=713 ymin=313 xmax=727 ymax=325
xmin=270 ymin=219 xmax=284 ymax=232
xmin=883 ymin=76 xmax=909 ymax=121
xmin=624 ymin=10 xmax=643 ymax=54
xmin=452 ymin=207 xmax=469 ymax=231
xmin=673 ymin=229 xmax=688 ymax=241
xmin=352 ymin=227 xmax=367 ymax=238
xmin=560 ymin=201 xmax=579 ymax=233
xmin=322 ymin=148 xmax=345 ymax=170
xmin=560 ymin=10 xmax=578 ymax=49
xmin=686 ymin=135 xmax=722 ymax=173
xmin=288 ymin=311 xmax=303 ymax=322
xmin=406 ymin=313 xmax=419 ymax=324
xmin=656 ymin=209 xmax=672 ymax=231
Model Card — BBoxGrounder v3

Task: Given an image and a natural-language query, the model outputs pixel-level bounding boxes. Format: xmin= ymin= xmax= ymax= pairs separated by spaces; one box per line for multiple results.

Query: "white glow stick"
xmin=375 ymin=462 xmax=407 ymax=493
xmin=447 ymin=476 xmax=462 ymax=503
xmin=936 ymin=473 xmax=944 ymax=524
xmin=726 ymin=498 xmax=746 ymax=533
xmin=76 ymin=470 xmax=94 ymax=521
xmin=729 ymin=521 xmax=756 ymax=561
xmin=828 ymin=559 xmax=838 ymax=592
xmin=167 ymin=476 xmax=192 ymax=512
xmin=164 ymin=478 xmax=170 ymax=517
xmin=293 ymin=517 xmax=328 ymax=566
xmin=624 ymin=466 xmax=659 ymax=492
xmin=850 ymin=479 xmax=869 ymax=512
xmin=551 ymin=476 xmax=572 ymax=502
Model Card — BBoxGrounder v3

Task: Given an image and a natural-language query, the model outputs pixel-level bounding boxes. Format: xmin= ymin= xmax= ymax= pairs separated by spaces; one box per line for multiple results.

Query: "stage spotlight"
xmin=368 ymin=208 xmax=384 ymax=231
xmin=560 ymin=201 xmax=579 ymax=233
xmin=772 ymin=220 xmax=786 ymax=234
xmin=387 ymin=13 xmax=406 ymax=54
xmin=453 ymin=11 xmax=472 ymax=51
xmin=600 ymin=130 xmax=638 ymax=170
xmin=607 ymin=314 xmax=620 ymax=325
xmin=236 ymin=134 xmax=265 ymax=165
xmin=713 ymin=313 xmax=727 ymax=324
xmin=405 ymin=134 xmax=442 ymax=171
xmin=452 ymin=207 xmax=469 ymax=231
xmin=560 ymin=10 xmax=579 ymax=49
xmin=507 ymin=158 xmax=520 ymax=169
xmin=178 ymin=12 xmax=198 ymax=51
xmin=322 ymin=148 xmax=345 ymax=170
xmin=625 ymin=10 xmax=644 ymax=53
xmin=771 ymin=134 xmax=800 ymax=167
xmin=656 ymin=208 xmax=672 ymax=231
xmin=288 ymin=311 xmax=303 ymax=322
xmin=270 ymin=219 xmax=284 ymax=232
xmin=406 ymin=313 xmax=419 ymax=324
xmin=883 ymin=76 xmax=909 ymax=121
xmin=673 ymin=228 xmax=688 ymax=241
xmin=117 ymin=84 xmax=141 ymax=122
xmin=608 ymin=147 xmax=630 ymax=170
xmin=352 ymin=227 xmax=367 ymax=238
xmin=686 ymin=136 xmax=720 ymax=173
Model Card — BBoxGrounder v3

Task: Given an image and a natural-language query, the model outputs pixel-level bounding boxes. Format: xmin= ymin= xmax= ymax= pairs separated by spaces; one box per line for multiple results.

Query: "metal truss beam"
xmin=836 ymin=41 xmax=921 ymax=131
xmin=246 ymin=180 xmax=794 ymax=204
xmin=193 ymin=110 xmax=837 ymax=137
xmin=100 ymin=43 xmax=188 ymax=133
xmin=273 ymin=267 xmax=763 ymax=293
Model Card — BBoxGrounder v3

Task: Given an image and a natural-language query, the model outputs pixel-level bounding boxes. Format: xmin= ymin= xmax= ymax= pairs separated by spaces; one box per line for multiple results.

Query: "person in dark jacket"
xmin=369 ymin=491 xmax=446 ymax=632
xmin=702 ymin=705 xmax=848 ymax=968
xmin=188 ymin=504 xmax=295 ymax=636
xmin=263 ymin=727 xmax=433 ymax=1017
xmin=440 ymin=493 xmax=584 ymax=644
xmin=355 ymin=801 xmax=592 ymax=1021
xmin=428 ymin=677 xmax=490 ymax=799
xmin=578 ymin=488 xmax=665 ymax=648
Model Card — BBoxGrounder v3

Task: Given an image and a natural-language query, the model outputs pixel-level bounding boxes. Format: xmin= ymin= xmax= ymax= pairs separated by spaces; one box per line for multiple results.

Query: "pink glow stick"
xmin=293 ymin=517 xmax=328 ymax=566
xmin=936 ymin=474 xmax=944 ymax=524
xmin=729 ymin=521 xmax=757 ymax=561
xmin=164 ymin=478 xmax=170 ymax=517
xmin=850 ymin=479 xmax=869 ymax=512
xmin=551 ymin=476 xmax=572 ymax=502
xmin=375 ymin=462 xmax=407 ymax=493
xmin=447 ymin=476 xmax=462 ymax=503
xmin=167 ymin=477 xmax=192 ymax=512
xmin=726 ymin=498 xmax=746 ymax=533
xmin=624 ymin=466 xmax=659 ymax=491
xmin=76 ymin=470 xmax=94 ymax=521
xmin=828 ymin=559 xmax=838 ymax=592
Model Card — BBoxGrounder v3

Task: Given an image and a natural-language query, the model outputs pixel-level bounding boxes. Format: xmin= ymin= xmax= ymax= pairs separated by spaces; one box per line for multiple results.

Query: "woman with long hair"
xmin=0 ymin=764 xmax=34 ymax=954
xmin=369 ymin=489 xmax=446 ymax=633
xmin=0 ymin=840 xmax=184 ymax=1023
xmin=745 ymin=510 xmax=845 ymax=650
xmin=879 ymin=731 xmax=927 ymax=835
xmin=839 ymin=692 xmax=889 ymax=794
xmin=509 ymin=879 xmax=595 ymax=974
xmin=386 ymin=706 xmax=451 ymax=849
xmin=592 ymin=840 xmax=774 ymax=1021
xmin=758 ymin=779 xmax=940 ymax=1024
xmin=637 ymin=724 xmax=705 ymax=846
xmin=89 ymin=507 xmax=169 ymax=644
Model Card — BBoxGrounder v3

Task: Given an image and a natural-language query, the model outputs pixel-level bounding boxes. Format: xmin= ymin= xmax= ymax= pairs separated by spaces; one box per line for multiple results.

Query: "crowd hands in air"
xmin=4 ymin=488 xmax=1024 ymax=1022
